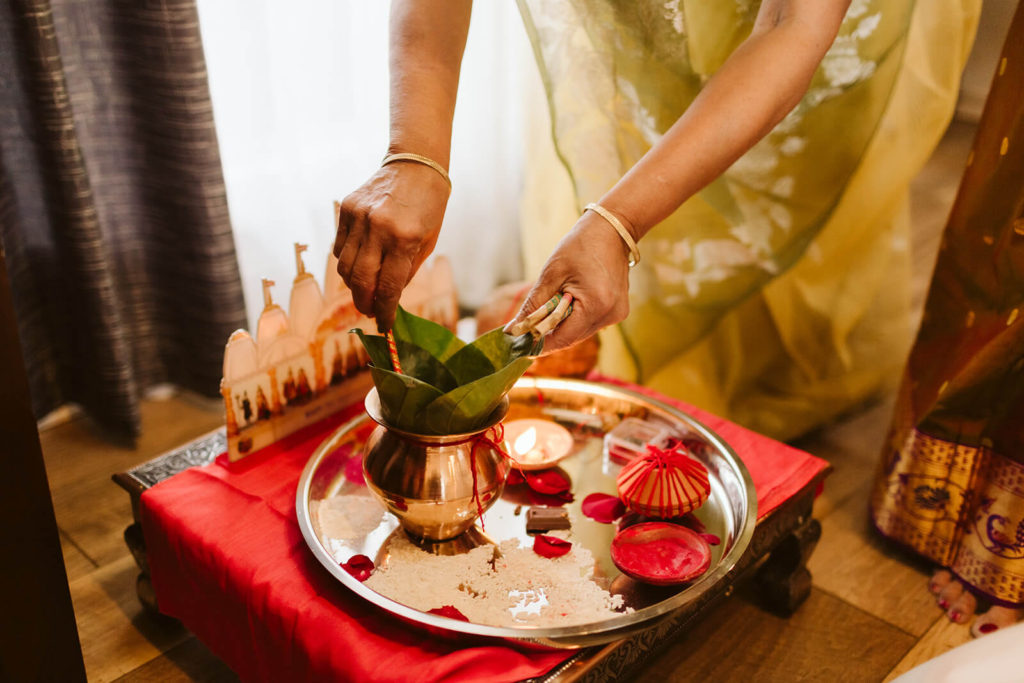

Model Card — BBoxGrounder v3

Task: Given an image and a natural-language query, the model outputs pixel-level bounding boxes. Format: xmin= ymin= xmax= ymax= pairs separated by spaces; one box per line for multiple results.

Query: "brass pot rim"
xmin=363 ymin=388 xmax=510 ymax=443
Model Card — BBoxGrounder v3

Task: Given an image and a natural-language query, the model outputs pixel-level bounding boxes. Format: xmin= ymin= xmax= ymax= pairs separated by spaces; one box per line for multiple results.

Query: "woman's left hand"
xmin=507 ymin=210 xmax=634 ymax=354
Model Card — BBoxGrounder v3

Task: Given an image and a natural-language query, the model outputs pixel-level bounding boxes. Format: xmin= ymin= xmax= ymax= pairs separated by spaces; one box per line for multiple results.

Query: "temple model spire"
xmin=262 ymin=278 xmax=277 ymax=310
xmin=294 ymin=243 xmax=311 ymax=280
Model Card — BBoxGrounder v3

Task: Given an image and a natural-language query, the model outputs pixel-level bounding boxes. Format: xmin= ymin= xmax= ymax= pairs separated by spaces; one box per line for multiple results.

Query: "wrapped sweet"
xmin=616 ymin=443 xmax=710 ymax=518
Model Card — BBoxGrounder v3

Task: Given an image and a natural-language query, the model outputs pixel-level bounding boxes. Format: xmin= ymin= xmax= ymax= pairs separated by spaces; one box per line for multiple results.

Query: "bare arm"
xmin=335 ymin=0 xmax=472 ymax=332
xmin=515 ymin=0 xmax=851 ymax=352
xmin=602 ymin=0 xmax=850 ymax=239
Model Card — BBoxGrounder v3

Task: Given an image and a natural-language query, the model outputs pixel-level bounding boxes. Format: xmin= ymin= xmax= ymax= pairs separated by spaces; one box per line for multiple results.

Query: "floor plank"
xmin=114 ymin=638 xmax=238 ymax=683
xmin=70 ymin=555 xmax=190 ymax=682
xmin=636 ymin=588 xmax=916 ymax=683
xmin=42 ymin=395 xmax=223 ymax=566
xmin=808 ymin=480 xmax=939 ymax=637
xmin=61 ymin=529 xmax=99 ymax=583
xmin=883 ymin=616 xmax=974 ymax=681
xmin=794 ymin=396 xmax=894 ymax=520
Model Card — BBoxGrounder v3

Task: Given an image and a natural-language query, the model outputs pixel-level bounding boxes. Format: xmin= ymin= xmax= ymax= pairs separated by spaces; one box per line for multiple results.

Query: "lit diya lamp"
xmin=503 ymin=419 xmax=574 ymax=471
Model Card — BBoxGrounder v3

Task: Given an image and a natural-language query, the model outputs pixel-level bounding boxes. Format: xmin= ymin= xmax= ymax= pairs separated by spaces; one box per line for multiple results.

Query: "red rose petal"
xmin=581 ymin=493 xmax=626 ymax=523
xmin=524 ymin=468 xmax=571 ymax=495
xmin=528 ymin=489 xmax=574 ymax=506
xmin=344 ymin=455 xmax=365 ymax=485
xmin=700 ymin=533 xmax=721 ymax=546
xmin=427 ymin=605 xmax=470 ymax=621
xmin=506 ymin=468 xmax=525 ymax=486
xmin=341 ymin=554 xmax=374 ymax=581
xmin=679 ymin=512 xmax=707 ymax=534
xmin=533 ymin=534 xmax=572 ymax=558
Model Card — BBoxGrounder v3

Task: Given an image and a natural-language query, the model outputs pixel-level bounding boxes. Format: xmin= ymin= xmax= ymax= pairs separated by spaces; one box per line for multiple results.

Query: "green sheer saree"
xmin=518 ymin=0 xmax=980 ymax=439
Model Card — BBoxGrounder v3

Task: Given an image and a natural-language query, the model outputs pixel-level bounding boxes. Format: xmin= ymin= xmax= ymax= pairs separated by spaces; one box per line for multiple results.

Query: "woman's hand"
xmin=334 ymin=161 xmax=450 ymax=332
xmin=508 ymin=210 xmax=634 ymax=354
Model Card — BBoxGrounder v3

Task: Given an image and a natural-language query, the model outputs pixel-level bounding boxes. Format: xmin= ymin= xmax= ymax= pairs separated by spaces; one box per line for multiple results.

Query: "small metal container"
xmin=362 ymin=389 xmax=510 ymax=541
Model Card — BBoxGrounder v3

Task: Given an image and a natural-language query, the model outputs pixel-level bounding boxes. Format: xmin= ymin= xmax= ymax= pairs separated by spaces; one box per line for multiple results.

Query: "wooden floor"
xmin=40 ymin=121 xmax=978 ymax=682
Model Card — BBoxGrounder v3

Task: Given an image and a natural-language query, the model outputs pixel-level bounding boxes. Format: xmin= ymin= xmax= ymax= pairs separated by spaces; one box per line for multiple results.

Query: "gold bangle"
xmin=381 ymin=152 xmax=452 ymax=190
xmin=584 ymin=203 xmax=640 ymax=267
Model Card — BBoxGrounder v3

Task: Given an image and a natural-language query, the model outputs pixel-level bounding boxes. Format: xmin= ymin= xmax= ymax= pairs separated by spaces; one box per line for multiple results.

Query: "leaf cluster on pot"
xmin=351 ymin=305 xmax=543 ymax=435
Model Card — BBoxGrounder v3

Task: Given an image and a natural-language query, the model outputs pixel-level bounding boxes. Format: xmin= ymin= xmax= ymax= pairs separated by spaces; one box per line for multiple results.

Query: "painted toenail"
xmin=938 ymin=599 xmax=949 ymax=609
xmin=978 ymin=623 xmax=998 ymax=634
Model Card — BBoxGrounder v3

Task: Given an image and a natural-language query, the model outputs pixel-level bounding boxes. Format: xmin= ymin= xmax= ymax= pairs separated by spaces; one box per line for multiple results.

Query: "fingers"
xmin=540 ymin=296 xmax=595 ymax=353
xmin=347 ymin=239 xmax=383 ymax=317
xmin=506 ymin=293 xmax=567 ymax=336
xmin=373 ymin=252 xmax=415 ymax=332
xmin=505 ymin=281 xmax=563 ymax=335
xmin=335 ymin=195 xmax=365 ymax=287
xmin=333 ymin=165 xmax=448 ymax=329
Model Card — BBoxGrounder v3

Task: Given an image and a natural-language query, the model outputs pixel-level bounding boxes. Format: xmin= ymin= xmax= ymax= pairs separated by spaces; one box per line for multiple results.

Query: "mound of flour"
xmin=364 ymin=533 xmax=629 ymax=628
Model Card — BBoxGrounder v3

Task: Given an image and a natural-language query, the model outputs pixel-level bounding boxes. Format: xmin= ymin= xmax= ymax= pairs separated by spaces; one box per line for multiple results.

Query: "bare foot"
xmin=928 ymin=568 xmax=953 ymax=596
xmin=971 ymin=605 xmax=1024 ymax=638
xmin=929 ymin=569 xmax=1023 ymax=636
xmin=932 ymin=572 xmax=977 ymax=624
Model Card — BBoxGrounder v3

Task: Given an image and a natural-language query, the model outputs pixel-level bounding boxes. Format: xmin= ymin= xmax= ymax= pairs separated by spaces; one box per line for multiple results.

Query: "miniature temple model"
xmin=221 ymin=222 xmax=459 ymax=460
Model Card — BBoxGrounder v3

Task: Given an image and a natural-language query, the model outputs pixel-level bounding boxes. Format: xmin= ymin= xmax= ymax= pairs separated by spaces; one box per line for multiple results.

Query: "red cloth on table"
xmin=140 ymin=380 xmax=829 ymax=683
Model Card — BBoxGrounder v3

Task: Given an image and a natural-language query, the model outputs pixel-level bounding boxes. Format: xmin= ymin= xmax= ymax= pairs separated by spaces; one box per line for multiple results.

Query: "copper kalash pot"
xmin=362 ymin=389 xmax=510 ymax=541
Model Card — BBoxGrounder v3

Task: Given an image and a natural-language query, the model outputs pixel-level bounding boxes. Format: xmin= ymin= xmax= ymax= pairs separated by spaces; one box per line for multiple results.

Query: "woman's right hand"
xmin=334 ymin=160 xmax=450 ymax=332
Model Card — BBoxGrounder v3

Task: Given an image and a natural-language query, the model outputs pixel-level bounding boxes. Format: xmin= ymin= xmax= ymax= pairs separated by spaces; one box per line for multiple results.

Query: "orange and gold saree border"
xmin=872 ymin=426 xmax=1024 ymax=606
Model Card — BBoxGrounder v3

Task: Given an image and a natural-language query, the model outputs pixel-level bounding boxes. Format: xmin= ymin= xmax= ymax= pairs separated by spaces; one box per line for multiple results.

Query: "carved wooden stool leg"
xmin=754 ymin=516 xmax=822 ymax=615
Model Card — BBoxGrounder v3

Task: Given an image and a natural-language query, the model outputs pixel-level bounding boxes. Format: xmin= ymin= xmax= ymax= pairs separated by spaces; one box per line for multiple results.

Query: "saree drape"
xmin=0 ymin=0 xmax=246 ymax=437
xmin=871 ymin=0 xmax=1024 ymax=607
xmin=518 ymin=0 xmax=980 ymax=440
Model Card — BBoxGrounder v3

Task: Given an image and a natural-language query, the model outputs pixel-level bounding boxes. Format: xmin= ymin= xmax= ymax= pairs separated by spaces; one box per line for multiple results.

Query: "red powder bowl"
xmin=610 ymin=522 xmax=712 ymax=586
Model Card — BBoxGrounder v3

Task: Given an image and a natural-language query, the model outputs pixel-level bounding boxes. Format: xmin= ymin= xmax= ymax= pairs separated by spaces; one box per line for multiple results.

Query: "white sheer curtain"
xmin=197 ymin=1 xmax=535 ymax=327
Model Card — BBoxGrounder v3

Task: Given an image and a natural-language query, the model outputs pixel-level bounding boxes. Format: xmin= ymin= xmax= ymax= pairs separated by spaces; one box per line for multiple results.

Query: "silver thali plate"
xmin=296 ymin=377 xmax=756 ymax=649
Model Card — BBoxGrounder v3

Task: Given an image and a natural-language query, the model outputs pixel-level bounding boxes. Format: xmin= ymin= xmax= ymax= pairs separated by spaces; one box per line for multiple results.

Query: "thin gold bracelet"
xmin=584 ymin=203 xmax=640 ymax=267
xmin=381 ymin=152 xmax=452 ymax=190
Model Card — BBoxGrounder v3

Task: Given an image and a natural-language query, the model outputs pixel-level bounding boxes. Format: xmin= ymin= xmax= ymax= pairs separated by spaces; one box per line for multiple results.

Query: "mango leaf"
xmin=353 ymin=306 xmax=544 ymax=435
xmin=421 ymin=356 xmax=534 ymax=434
xmin=392 ymin=306 xmax=466 ymax=364
xmin=443 ymin=327 xmax=542 ymax=385
xmin=350 ymin=328 xmax=393 ymax=371
xmin=351 ymin=329 xmax=458 ymax=393
xmin=368 ymin=366 xmax=445 ymax=431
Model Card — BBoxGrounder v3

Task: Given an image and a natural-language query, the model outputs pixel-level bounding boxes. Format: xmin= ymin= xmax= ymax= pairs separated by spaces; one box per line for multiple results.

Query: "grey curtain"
xmin=0 ymin=0 xmax=247 ymax=437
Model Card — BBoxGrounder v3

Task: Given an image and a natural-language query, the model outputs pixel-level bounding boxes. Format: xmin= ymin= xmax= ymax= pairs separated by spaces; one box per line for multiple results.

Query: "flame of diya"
xmin=615 ymin=444 xmax=710 ymax=518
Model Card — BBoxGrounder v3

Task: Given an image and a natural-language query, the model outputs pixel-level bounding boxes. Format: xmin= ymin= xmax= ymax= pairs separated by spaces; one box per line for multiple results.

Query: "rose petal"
xmin=344 ymin=456 xmax=365 ymax=486
xmin=700 ymin=533 xmax=721 ymax=546
xmin=524 ymin=468 xmax=571 ymax=495
xmin=533 ymin=534 xmax=572 ymax=558
xmin=581 ymin=493 xmax=626 ymax=523
xmin=506 ymin=468 xmax=525 ymax=486
xmin=427 ymin=605 xmax=470 ymax=621
xmin=679 ymin=512 xmax=707 ymax=534
xmin=528 ymin=489 xmax=574 ymax=506
xmin=341 ymin=554 xmax=374 ymax=581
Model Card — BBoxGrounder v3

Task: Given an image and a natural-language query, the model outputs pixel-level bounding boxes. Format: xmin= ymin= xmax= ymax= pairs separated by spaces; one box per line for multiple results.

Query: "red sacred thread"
xmin=451 ymin=423 xmax=507 ymax=530
xmin=385 ymin=331 xmax=403 ymax=374
xmin=402 ymin=423 xmax=510 ymax=531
